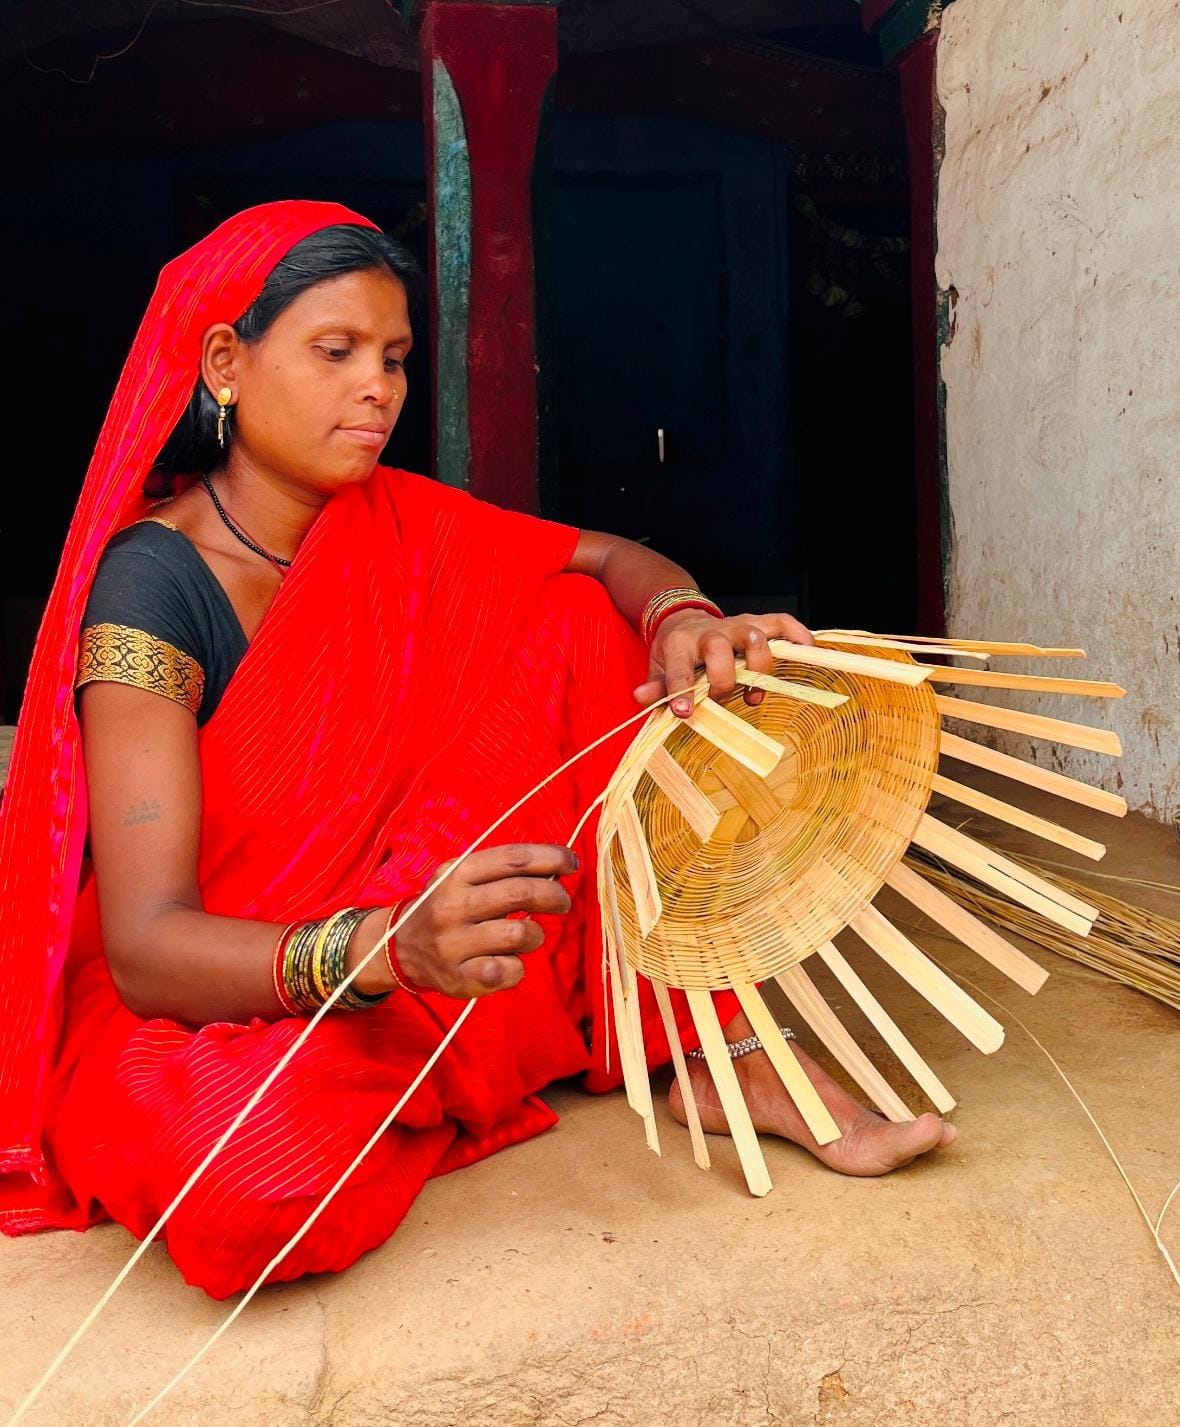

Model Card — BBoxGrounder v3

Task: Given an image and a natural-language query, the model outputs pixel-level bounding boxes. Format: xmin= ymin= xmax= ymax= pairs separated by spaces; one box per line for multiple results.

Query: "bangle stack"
xmin=640 ymin=585 xmax=724 ymax=646
xmin=272 ymin=907 xmax=392 ymax=1016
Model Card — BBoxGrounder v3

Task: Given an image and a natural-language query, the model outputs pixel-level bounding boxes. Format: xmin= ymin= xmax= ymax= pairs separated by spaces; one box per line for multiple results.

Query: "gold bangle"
xmin=283 ymin=921 xmax=321 ymax=1014
xmin=640 ymin=586 xmax=724 ymax=646
xmin=272 ymin=923 xmax=298 ymax=1015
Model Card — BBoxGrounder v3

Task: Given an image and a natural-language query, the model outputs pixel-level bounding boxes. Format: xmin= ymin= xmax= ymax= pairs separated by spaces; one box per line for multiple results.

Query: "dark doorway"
xmin=543 ymin=39 xmax=916 ymax=634
xmin=544 ymin=116 xmax=794 ymax=612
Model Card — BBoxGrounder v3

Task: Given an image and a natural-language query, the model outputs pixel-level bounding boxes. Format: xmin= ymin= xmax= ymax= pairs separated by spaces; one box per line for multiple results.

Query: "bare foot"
xmin=668 ymin=1017 xmax=957 ymax=1178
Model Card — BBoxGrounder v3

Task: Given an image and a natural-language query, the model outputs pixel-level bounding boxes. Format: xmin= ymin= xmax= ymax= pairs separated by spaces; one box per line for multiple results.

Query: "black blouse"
xmin=75 ymin=514 xmax=250 ymax=727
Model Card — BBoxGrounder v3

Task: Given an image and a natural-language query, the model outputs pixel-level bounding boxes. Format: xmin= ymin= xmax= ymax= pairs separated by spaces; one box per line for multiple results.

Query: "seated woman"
xmin=0 ymin=202 xmax=954 ymax=1299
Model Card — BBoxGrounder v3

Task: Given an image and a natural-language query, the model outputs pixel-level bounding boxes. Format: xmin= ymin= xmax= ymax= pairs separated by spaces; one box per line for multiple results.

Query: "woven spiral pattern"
xmin=599 ymin=642 xmax=940 ymax=990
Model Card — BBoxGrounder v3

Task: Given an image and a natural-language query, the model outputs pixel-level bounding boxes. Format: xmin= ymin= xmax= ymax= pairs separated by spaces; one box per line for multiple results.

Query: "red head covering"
xmin=0 ymin=201 xmax=379 ymax=1187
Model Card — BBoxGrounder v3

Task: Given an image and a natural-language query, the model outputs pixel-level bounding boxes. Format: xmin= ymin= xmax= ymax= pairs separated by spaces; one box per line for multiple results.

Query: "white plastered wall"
xmin=936 ymin=0 xmax=1180 ymax=822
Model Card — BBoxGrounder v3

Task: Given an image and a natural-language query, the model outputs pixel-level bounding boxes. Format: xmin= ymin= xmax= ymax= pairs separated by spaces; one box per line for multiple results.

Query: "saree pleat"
xmin=42 ymin=559 xmax=728 ymax=1297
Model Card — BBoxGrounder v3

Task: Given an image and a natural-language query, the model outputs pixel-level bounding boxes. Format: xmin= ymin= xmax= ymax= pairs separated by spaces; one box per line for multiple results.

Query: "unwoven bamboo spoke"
xmin=686 ymin=697 xmax=785 ymax=778
xmin=776 ymin=963 xmax=915 ymax=1123
xmin=920 ymin=814 xmax=1102 ymax=924
xmin=935 ymin=695 xmax=1122 ymax=757
xmin=645 ymin=745 xmax=721 ymax=842
xmin=931 ymin=773 xmax=1106 ymax=862
xmin=823 ymin=631 xmax=1086 ymax=659
xmin=767 ymin=639 xmax=932 ymax=687
xmin=851 ymin=906 xmax=1006 ymax=1054
xmin=816 ymin=942 xmax=957 ymax=1113
xmin=651 ymin=978 xmax=710 ymax=1170
xmin=734 ymin=982 xmax=841 ymax=1146
xmin=913 ymin=814 xmax=1098 ymax=937
xmin=603 ymin=858 xmax=660 ymax=1152
xmin=685 ymin=987 xmax=773 ymax=1196
xmin=735 ymin=668 xmax=849 ymax=709
xmin=939 ymin=730 xmax=1128 ymax=818
xmin=885 ymin=861 xmax=1048 ymax=994
xmin=921 ymin=665 xmax=1125 ymax=698
xmin=617 ymin=793 xmax=662 ymax=938
xmin=621 ymin=971 xmax=660 ymax=1156
xmin=814 ymin=634 xmax=990 ymax=660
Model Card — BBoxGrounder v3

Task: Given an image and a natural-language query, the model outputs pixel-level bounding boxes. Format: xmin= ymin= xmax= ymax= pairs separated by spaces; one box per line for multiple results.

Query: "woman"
xmin=0 ymin=201 xmax=954 ymax=1299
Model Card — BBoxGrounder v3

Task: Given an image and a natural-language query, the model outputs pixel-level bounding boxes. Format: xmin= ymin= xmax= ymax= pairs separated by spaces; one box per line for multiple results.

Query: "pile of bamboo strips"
xmin=904 ymin=849 xmax=1180 ymax=1013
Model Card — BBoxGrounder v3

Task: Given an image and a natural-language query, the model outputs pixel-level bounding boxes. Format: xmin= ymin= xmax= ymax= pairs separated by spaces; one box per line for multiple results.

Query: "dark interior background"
xmin=1 ymin=2 xmax=915 ymax=722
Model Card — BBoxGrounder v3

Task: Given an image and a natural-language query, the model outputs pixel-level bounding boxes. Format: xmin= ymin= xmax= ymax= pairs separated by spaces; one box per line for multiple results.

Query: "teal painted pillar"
xmin=417 ymin=0 xmax=558 ymax=512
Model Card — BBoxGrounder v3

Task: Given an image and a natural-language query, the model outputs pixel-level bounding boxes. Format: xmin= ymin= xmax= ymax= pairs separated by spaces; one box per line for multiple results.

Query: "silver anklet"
xmin=685 ymin=1026 xmax=796 ymax=1061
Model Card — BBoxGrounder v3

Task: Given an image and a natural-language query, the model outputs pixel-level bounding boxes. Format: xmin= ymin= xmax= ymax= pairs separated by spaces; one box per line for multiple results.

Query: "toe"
xmin=893 ymin=1112 xmax=948 ymax=1162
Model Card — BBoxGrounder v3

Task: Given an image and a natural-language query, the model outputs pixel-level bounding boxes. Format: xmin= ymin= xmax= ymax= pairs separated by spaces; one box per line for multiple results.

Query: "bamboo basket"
xmin=597 ymin=632 xmax=1127 ymax=1194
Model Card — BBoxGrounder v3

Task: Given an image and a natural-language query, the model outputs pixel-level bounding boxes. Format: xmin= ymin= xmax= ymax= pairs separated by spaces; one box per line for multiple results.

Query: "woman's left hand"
xmin=633 ymin=611 xmax=816 ymax=718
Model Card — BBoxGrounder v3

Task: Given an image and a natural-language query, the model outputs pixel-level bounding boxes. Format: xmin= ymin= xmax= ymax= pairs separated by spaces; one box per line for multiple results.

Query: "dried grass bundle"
xmin=905 ymin=848 xmax=1180 ymax=1013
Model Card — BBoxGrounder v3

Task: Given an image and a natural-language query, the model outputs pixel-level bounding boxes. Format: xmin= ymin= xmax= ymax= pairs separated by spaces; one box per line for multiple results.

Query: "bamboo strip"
xmin=714 ymin=806 xmax=753 ymax=842
xmin=822 ymin=631 xmax=1086 ymax=658
xmin=815 ymin=634 xmax=990 ymax=660
xmin=913 ymin=815 xmax=1098 ymax=936
xmin=706 ymin=753 xmax=798 ymax=815
xmin=939 ymin=730 xmax=1128 ymax=818
xmin=617 ymin=794 xmax=662 ymax=938
xmin=686 ymin=697 xmax=785 ymax=777
xmin=685 ymin=988 xmax=773 ymax=1195
xmin=851 ymin=906 xmax=1006 ymax=1053
xmin=651 ymin=978 xmax=711 ymax=1170
xmin=734 ymin=982 xmax=842 ymax=1145
xmin=775 ymin=964 xmax=914 ymax=1122
xmin=921 ymin=665 xmax=1125 ymax=699
xmin=767 ymin=639 xmax=932 ymax=687
xmin=935 ymin=695 xmax=1122 ymax=757
xmin=735 ymin=668 xmax=849 ymax=709
xmin=919 ymin=813 xmax=1101 ymax=922
xmin=885 ymin=861 xmax=1048 ymax=994
xmin=712 ymin=756 xmax=782 ymax=828
xmin=603 ymin=918 xmax=646 ymax=1118
xmin=621 ymin=970 xmax=661 ymax=1157
xmin=815 ymin=942 xmax=957 ymax=1113
xmin=931 ymin=773 xmax=1106 ymax=862
xmin=645 ymin=745 xmax=721 ymax=842
xmin=603 ymin=858 xmax=660 ymax=1152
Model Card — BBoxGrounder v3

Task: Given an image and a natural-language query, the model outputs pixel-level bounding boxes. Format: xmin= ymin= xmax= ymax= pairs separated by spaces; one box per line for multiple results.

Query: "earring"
xmin=216 ymin=387 xmax=233 ymax=449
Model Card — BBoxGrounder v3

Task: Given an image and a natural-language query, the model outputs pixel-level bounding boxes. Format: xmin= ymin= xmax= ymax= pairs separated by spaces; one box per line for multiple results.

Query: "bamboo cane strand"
xmin=816 ymin=942 xmax=957 ymax=1113
xmin=685 ymin=988 xmax=773 ymax=1196
xmin=775 ymin=963 xmax=915 ymax=1122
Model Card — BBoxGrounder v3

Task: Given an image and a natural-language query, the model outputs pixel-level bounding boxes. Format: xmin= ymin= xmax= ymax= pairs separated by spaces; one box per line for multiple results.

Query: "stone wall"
xmin=936 ymin=0 xmax=1180 ymax=822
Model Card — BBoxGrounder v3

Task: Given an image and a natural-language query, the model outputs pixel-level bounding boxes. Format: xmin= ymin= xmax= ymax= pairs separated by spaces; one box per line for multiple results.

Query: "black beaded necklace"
xmin=201 ymin=473 xmax=293 ymax=573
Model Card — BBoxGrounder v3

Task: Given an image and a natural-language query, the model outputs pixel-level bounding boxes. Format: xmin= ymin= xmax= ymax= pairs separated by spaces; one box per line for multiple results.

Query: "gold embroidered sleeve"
xmin=76 ymin=623 xmax=205 ymax=715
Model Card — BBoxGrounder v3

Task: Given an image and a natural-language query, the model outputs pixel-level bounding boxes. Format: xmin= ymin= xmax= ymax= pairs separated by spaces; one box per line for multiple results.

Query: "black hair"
xmin=146 ymin=224 xmax=423 ymax=494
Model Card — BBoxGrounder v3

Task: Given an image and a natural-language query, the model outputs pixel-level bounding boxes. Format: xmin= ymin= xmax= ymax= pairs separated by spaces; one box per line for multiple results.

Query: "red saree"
xmin=0 ymin=201 xmax=733 ymax=1297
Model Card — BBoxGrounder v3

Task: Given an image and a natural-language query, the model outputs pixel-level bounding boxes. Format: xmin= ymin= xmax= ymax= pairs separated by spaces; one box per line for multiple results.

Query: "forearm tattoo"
xmin=123 ymin=798 xmax=162 ymax=827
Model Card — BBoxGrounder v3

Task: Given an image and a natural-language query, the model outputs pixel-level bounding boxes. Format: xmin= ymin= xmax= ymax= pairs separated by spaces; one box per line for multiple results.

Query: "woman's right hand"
xmin=393 ymin=844 xmax=579 ymax=998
